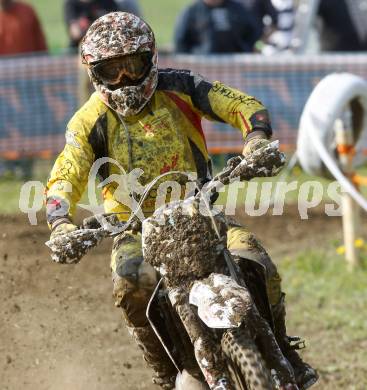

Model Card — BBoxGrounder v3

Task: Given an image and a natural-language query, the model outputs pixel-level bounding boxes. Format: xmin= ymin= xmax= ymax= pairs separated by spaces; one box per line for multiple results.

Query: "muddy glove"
xmin=47 ymin=220 xmax=105 ymax=264
xmin=242 ymin=130 xmax=271 ymax=157
xmin=50 ymin=220 xmax=78 ymax=241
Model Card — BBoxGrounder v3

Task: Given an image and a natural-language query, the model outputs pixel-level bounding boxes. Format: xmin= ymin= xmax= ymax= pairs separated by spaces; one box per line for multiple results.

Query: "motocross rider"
xmin=46 ymin=12 xmax=317 ymax=389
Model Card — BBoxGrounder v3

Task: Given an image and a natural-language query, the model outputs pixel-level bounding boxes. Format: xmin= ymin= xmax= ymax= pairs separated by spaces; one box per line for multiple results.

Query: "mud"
xmin=46 ymin=228 xmax=107 ymax=264
xmin=143 ymin=200 xmax=227 ymax=287
xmin=172 ymin=296 xmax=230 ymax=389
xmin=211 ymin=141 xmax=285 ymax=187
xmin=190 ymin=274 xmax=253 ymax=328
xmin=190 ymin=274 xmax=295 ymax=386
xmin=228 ymin=141 xmax=285 ymax=183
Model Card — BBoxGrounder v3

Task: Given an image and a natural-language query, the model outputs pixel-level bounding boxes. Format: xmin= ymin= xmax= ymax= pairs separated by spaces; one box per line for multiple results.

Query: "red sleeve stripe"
xmin=164 ymin=91 xmax=208 ymax=150
xmin=230 ymin=111 xmax=251 ymax=134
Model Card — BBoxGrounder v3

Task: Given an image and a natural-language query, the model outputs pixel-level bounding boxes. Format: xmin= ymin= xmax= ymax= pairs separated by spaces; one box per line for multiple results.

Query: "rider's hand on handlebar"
xmin=242 ymin=131 xmax=270 ymax=157
xmin=50 ymin=221 xmax=78 ymax=241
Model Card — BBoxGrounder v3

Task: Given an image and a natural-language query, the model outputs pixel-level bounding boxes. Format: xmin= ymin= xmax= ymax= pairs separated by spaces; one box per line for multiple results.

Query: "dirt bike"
xmin=46 ymin=141 xmax=305 ymax=390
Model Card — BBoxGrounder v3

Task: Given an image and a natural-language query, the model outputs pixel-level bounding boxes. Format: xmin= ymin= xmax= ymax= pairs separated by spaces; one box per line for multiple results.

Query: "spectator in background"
xmin=174 ymin=0 xmax=260 ymax=54
xmin=115 ymin=0 xmax=141 ymax=16
xmin=0 ymin=0 xmax=47 ymax=55
xmin=238 ymin=0 xmax=278 ymax=39
xmin=262 ymin=0 xmax=295 ymax=54
xmin=65 ymin=0 xmax=121 ymax=105
xmin=317 ymin=0 xmax=367 ymax=51
xmin=64 ymin=0 xmax=118 ymax=49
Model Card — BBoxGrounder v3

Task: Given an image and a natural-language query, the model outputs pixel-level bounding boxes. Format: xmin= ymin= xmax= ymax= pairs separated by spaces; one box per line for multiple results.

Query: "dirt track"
xmin=0 ymin=208 xmax=349 ymax=389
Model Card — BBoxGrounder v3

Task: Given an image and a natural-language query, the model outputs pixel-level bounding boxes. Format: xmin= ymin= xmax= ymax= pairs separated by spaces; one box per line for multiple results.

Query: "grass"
xmin=139 ymin=0 xmax=191 ymax=49
xmin=27 ymin=0 xmax=191 ymax=52
xmin=0 ymin=179 xmax=25 ymax=214
xmin=282 ymin=250 xmax=367 ymax=339
xmin=0 ymin=159 xmax=49 ymax=215
xmin=27 ymin=0 xmax=66 ymax=53
xmin=280 ymin=250 xmax=367 ymax=388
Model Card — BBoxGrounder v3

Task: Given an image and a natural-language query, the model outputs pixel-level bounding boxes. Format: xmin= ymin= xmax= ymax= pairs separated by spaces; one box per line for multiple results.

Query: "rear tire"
xmin=221 ymin=329 xmax=273 ymax=390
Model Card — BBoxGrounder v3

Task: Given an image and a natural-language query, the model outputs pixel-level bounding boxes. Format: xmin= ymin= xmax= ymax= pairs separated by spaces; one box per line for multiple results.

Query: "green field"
xmin=281 ymin=250 xmax=367 ymax=389
xmin=27 ymin=0 xmax=191 ymax=52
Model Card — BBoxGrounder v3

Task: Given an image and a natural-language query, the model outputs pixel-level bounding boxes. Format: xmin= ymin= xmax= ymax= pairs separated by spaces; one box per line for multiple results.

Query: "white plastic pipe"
xmin=306 ymin=112 xmax=367 ymax=211
xmin=298 ymin=73 xmax=367 ymax=212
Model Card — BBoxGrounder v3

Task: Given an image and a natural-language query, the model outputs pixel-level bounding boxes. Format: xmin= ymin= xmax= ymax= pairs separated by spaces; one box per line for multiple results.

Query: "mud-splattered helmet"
xmin=80 ymin=12 xmax=158 ymax=117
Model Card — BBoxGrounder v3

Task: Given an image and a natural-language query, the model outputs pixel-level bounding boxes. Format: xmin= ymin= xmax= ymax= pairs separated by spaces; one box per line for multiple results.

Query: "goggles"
xmin=91 ymin=52 xmax=153 ymax=86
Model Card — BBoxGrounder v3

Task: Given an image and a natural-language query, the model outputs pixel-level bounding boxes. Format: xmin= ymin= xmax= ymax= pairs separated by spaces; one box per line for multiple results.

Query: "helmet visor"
xmin=91 ymin=52 xmax=153 ymax=86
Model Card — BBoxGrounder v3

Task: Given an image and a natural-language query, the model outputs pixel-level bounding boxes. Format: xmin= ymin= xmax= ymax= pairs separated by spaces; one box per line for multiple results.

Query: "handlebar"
xmin=45 ymin=141 xmax=285 ymax=264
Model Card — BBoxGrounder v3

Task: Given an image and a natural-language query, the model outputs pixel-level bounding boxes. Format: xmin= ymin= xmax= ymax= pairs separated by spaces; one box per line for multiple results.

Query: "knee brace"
xmin=227 ymin=226 xmax=282 ymax=306
xmin=111 ymin=231 xmax=157 ymax=327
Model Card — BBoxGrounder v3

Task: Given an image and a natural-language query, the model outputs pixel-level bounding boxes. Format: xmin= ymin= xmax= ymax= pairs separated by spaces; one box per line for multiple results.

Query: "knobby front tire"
xmin=222 ymin=329 xmax=273 ymax=390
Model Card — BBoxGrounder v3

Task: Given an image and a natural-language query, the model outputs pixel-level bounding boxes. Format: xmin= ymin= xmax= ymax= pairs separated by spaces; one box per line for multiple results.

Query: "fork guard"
xmin=189 ymin=273 xmax=253 ymax=329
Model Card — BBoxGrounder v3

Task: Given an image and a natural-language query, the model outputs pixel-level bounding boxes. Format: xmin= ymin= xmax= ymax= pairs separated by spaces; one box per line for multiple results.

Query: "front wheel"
xmin=221 ymin=329 xmax=273 ymax=390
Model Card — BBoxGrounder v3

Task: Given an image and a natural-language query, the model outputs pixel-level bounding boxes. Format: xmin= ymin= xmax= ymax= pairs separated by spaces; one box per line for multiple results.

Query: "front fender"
xmin=189 ymin=273 xmax=252 ymax=329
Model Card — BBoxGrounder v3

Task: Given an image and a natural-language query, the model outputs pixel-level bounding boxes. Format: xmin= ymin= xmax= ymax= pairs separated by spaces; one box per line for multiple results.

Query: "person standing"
xmin=64 ymin=0 xmax=119 ymax=49
xmin=263 ymin=0 xmax=295 ymax=54
xmin=317 ymin=0 xmax=367 ymax=51
xmin=0 ymin=0 xmax=47 ymax=55
xmin=291 ymin=0 xmax=367 ymax=53
xmin=174 ymin=0 xmax=260 ymax=54
xmin=65 ymin=0 xmax=120 ymax=105
xmin=238 ymin=0 xmax=278 ymax=40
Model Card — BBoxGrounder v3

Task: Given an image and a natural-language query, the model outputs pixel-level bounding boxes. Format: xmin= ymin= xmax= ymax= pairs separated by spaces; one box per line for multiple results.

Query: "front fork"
xmin=168 ymin=287 xmax=232 ymax=390
xmin=167 ymin=283 xmax=296 ymax=390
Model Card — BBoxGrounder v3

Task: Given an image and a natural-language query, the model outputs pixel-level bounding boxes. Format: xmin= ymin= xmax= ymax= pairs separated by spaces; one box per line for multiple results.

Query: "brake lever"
xmin=82 ymin=213 xmax=124 ymax=233
xmin=196 ymin=156 xmax=243 ymax=201
xmin=212 ymin=155 xmax=243 ymax=185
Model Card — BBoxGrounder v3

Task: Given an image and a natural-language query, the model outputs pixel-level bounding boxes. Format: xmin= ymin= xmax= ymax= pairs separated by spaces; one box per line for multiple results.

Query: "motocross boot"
xmin=272 ymin=294 xmax=319 ymax=390
xmin=127 ymin=325 xmax=177 ymax=389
